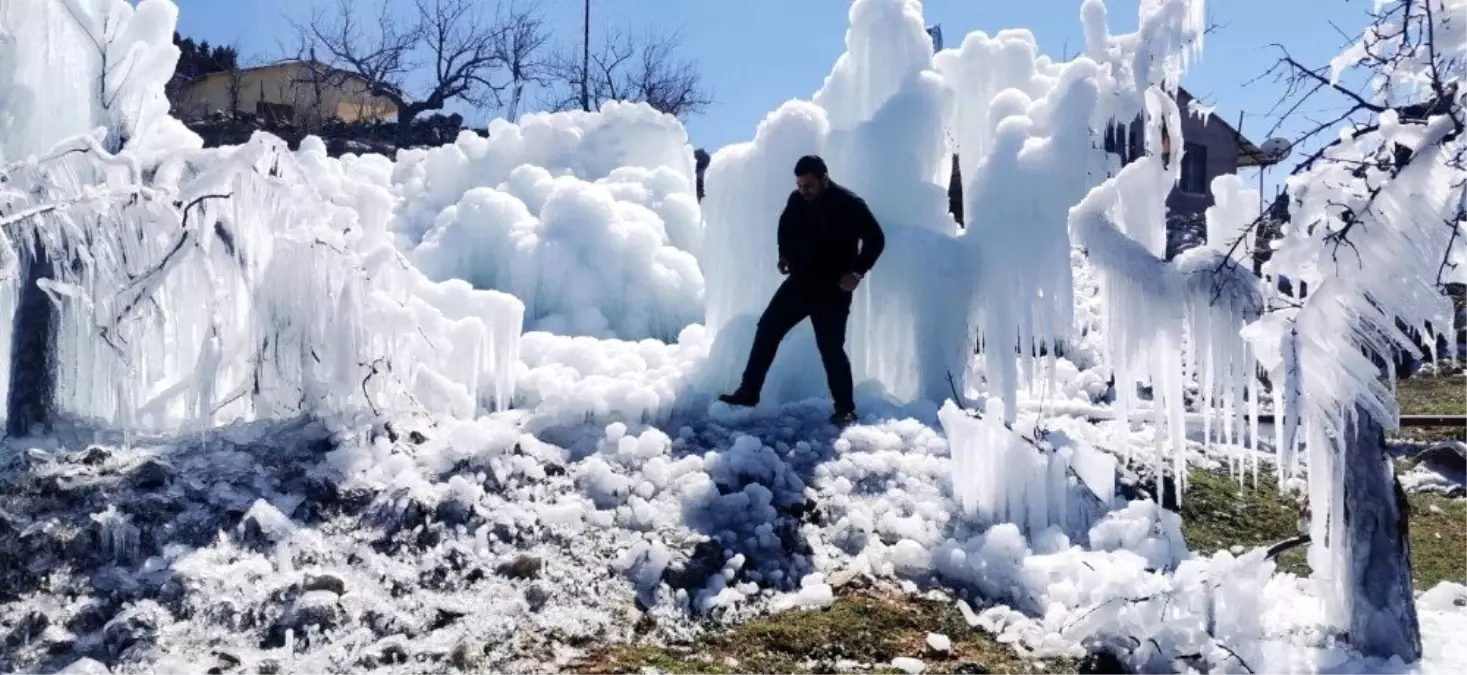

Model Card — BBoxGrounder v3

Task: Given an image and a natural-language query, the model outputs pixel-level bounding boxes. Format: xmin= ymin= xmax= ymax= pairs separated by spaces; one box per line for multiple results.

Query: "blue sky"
xmin=175 ymin=0 xmax=1370 ymax=195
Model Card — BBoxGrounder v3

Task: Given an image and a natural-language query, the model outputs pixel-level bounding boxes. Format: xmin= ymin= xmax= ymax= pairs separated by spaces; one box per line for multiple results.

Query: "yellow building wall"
xmin=177 ymin=62 xmax=397 ymax=126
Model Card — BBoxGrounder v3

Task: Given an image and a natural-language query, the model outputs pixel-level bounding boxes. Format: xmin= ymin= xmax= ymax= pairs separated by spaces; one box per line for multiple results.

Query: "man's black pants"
xmin=738 ymin=277 xmax=855 ymax=413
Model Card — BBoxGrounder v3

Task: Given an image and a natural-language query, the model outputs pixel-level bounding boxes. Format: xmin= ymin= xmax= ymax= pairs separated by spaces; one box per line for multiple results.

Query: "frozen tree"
xmin=1 ymin=0 xmax=525 ymax=436
xmin=1217 ymin=0 xmax=1465 ymax=660
xmin=0 ymin=0 xmax=186 ymax=436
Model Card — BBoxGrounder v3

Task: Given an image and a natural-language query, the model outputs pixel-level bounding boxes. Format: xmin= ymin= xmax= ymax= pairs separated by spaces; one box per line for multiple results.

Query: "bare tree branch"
xmin=543 ymin=27 xmax=712 ymax=120
xmin=494 ymin=2 xmax=553 ymax=122
xmin=290 ymin=0 xmax=535 ymax=142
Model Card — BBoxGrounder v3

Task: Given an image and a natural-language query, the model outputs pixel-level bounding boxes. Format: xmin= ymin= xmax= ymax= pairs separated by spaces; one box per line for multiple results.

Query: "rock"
xmin=133 ymin=458 xmax=175 ymax=489
xmin=4 ymin=608 xmax=50 ymax=647
xmin=922 ymin=589 xmax=951 ymax=603
xmin=828 ymin=567 xmax=866 ymax=589
xmin=1078 ymin=649 xmax=1130 ymax=674
xmin=430 ymin=605 xmax=469 ymax=631
xmin=274 ymin=590 xmax=341 ymax=637
xmin=0 ymin=507 xmax=20 ymax=536
xmin=496 ymin=554 xmax=542 ymax=580
xmin=661 ymin=540 xmax=725 ymax=590
xmin=39 ymin=624 xmax=77 ymax=654
xmin=925 ymin=633 xmax=951 ymax=655
xmin=1414 ymin=441 xmax=1467 ymax=476
xmin=58 ymin=657 xmax=110 ymax=674
xmin=301 ymin=572 xmax=347 ymax=596
xmin=79 ymin=446 xmax=110 ymax=465
xmin=103 ymin=602 xmax=166 ymax=656
xmin=211 ymin=649 xmax=243 ymax=669
xmin=435 ymin=499 xmax=475 ymax=527
xmin=891 ymin=657 xmax=926 ymax=674
xmin=239 ymin=500 xmax=295 ymax=549
xmin=950 ymin=663 xmax=990 ymax=674
xmin=359 ymin=635 xmax=410 ymax=666
xmin=525 ymin=583 xmax=551 ymax=611
xmin=257 ymin=658 xmax=282 ymax=674
xmin=450 ymin=638 xmax=484 ymax=670
xmin=409 ymin=430 xmax=429 ymax=444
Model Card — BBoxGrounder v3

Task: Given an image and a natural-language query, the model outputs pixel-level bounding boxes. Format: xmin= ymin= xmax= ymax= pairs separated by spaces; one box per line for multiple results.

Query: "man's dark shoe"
xmin=829 ymin=410 xmax=858 ymax=426
xmin=718 ymin=390 xmax=759 ymax=407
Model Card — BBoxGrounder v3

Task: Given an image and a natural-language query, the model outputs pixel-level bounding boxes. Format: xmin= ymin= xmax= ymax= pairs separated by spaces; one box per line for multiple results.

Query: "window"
xmin=1180 ymin=142 xmax=1208 ymax=194
xmin=256 ymin=101 xmax=295 ymax=123
xmin=1128 ymin=120 xmax=1143 ymax=164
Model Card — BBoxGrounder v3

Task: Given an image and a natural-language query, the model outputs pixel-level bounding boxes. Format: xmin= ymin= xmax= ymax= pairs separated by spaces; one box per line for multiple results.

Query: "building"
xmin=1103 ymin=86 xmax=1271 ymax=219
xmin=172 ymin=60 xmax=398 ymax=127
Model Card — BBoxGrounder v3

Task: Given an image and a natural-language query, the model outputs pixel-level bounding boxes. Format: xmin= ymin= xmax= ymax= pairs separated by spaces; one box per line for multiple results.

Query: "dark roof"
xmin=1178 ymin=86 xmax=1273 ymax=167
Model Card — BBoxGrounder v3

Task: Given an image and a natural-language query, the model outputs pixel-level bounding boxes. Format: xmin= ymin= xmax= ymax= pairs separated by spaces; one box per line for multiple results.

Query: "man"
xmin=718 ymin=155 xmax=886 ymax=425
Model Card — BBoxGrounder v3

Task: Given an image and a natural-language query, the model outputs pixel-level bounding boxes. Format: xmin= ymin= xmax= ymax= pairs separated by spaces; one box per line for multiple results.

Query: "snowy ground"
xmin=2 ymin=393 xmax=1463 ymax=674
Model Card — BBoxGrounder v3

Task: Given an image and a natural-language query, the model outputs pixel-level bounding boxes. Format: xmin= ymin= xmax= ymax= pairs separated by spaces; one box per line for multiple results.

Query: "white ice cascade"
xmin=0 ymin=0 xmax=524 ymax=433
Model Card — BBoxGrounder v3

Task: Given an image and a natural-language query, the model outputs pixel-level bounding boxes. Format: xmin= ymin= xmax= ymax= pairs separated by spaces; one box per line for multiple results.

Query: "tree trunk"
xmin=395 ymin=110 xmax=418 ymax=147
xmin=7 ymin=236 xmax=59 ymax=438
xmin=1339 ymin=404 xmax=1422 ymax=660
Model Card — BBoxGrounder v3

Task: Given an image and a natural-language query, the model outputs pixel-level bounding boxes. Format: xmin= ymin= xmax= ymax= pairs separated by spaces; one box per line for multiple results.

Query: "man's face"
xmin=796 ymin=174 xmax=827 ymax=201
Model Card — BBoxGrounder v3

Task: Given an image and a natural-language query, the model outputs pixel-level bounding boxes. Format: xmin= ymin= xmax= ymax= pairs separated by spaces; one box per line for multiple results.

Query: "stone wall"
xmin=184 ymin=111 xmax=475 ymax=156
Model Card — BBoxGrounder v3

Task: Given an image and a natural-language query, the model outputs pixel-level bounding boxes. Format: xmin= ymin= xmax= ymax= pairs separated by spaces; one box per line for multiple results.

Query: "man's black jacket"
xmin=777 ymin=182 xmax=886 ymax=284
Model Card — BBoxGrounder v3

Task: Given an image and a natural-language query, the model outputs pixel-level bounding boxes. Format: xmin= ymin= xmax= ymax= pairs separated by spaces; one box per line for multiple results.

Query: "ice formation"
xmin=402 ymin=108 xmax=706 ymax=341
xmin=2 ymin=0 xmax=1465 ymax=672
xmin=702 ymin=0 xmax=971 ymax=407
xmin=0 ymin=0 xmax=524 ymax=432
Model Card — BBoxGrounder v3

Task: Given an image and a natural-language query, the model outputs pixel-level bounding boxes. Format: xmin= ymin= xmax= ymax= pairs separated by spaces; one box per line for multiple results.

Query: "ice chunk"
xmin=891 ymin=656 xmax=926 ymax=674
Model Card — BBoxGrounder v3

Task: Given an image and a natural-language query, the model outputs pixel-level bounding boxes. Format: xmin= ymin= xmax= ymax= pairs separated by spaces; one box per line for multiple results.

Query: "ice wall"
xmin=0 ymin=0 xmax=198 ymax=158
xmin=701 ymin=0 xmax=971 ymax=407
xmin=396 ymin=104 xmax=704 ymax=342
xmin=953 ymin=57 xmax=1106 ymax=423
xmin=393 ymin=103 xmax=700 ymax=248
xmin=699 ymin=101 xmax=829 ymax=396
xmin=410 ymin=168 xmax=703 ymax=341
xmin=938 ymin=401 xmax=1115 ymax=540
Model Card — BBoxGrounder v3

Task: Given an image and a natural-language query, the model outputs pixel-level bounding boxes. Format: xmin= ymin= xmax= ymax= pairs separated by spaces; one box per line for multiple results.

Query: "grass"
xmin=1409 ymin=494 xmax=1467 ymax=589
xmin=572 ymin=590 xmax=1075 ymax=675
xmin=1392 ymin=369 xmax=1466 ymax=588
xmin=1396 ymin=368 xmax=1466 ymax=417
xmin=1179 ymin=468 xmax=1310 ymax=575
xmin=1391 ymin=368 xmax=1466 ymax=442
xmin=574 ymin=372 xmax=1465 ymax=674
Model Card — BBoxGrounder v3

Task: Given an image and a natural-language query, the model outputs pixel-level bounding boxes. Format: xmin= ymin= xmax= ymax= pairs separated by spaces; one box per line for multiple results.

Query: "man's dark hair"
xmin=794 ymin=155 xmax=828 ymax=177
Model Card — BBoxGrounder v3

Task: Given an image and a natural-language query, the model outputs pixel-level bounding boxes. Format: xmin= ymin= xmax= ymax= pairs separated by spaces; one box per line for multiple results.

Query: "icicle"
xmin=1248 ymin=354 xmax=1260 ymax=490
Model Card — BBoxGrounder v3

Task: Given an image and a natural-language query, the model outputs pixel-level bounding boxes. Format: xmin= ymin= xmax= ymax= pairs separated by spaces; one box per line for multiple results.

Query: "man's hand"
xmin=838 ymin=272 xmax=862 ymax=292
xmin=778 ymin=258 xmax=791 ymax=275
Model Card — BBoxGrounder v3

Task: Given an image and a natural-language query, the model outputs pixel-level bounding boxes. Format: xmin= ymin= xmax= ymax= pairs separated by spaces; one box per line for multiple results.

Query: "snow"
xmin=2 ymin=0 xmax=1465 ymax=673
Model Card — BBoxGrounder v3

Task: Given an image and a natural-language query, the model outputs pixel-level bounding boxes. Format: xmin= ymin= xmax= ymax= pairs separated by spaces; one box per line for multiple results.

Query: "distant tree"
xmin=494 ymin=2 xmax=552 ymax=123
xmin=292 ymin=0 xmax=547 ymax=143
xmin=172 ymin=33 xmax=238 ymax=78
xmin=168 ymin=32 xmax=240 ymax=116
xmin=544 ymin=27 xmax=712 ymax=120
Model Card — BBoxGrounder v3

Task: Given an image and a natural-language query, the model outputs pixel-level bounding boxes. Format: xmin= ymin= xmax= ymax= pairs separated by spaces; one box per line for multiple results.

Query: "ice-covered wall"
xmin=701 ymin=0 xmax=971 ymax=407
xmin=394 ymin=104 xmax=705 ymax=341
xmin=699 ymin=101 xmax=829 ymax=395
xmin=393 ymin=103 xmax=699 ymax=246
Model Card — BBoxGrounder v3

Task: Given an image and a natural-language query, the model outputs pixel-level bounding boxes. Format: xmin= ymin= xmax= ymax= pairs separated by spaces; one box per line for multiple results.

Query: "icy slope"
xmin=4 ymin=408 xmax=1463 ymax=674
